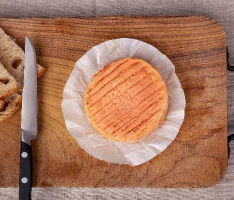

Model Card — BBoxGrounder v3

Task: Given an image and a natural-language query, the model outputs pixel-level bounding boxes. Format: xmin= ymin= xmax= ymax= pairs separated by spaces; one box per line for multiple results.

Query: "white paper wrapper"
xmin=61 ymin=38 xmax=186 ymax=166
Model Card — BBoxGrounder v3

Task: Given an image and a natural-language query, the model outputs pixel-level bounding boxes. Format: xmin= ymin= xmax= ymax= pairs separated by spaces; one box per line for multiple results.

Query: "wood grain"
xmin=0 ymin=16 xmax=227 ymax=188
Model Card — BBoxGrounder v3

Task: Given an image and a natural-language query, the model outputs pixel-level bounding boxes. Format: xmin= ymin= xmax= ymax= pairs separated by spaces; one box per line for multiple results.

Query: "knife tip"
xmin=25 ymin=36 xmax=30 ymax=42
xmin=25 ymin=36 xmax=35 ymax=52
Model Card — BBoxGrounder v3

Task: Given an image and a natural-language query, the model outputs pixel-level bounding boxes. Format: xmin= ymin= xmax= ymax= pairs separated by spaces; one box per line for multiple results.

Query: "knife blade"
xmin=19 ymin=36 xmax=38 ymax=200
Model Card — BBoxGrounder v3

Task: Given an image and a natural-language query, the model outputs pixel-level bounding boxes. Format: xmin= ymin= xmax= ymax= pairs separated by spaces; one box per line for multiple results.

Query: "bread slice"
xmin=0 ymin=63 xmax=44 ymax=122
xmin=0 ymin=27 xmax=45 ymax=84
xmin=0 ymin=62 xmax=19 ymax=98
xmin=0 ymin=93 xmax=22 ymax=121
xmin=0 ymin=27 xmax=45 ymax=121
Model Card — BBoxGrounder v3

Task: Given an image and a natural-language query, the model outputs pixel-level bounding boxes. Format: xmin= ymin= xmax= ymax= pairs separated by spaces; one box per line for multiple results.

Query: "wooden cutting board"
xmin=0 ymin=16 xmax=227 ymax=188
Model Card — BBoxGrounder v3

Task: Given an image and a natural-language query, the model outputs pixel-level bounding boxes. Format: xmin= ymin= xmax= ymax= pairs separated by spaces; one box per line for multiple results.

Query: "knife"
xmin=19 ymin=37 xmax=38 ymax=200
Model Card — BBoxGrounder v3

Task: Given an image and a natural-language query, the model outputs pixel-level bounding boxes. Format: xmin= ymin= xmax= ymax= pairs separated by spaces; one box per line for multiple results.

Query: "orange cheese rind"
xmin=85 ymin=57 xmax=168 ymax=143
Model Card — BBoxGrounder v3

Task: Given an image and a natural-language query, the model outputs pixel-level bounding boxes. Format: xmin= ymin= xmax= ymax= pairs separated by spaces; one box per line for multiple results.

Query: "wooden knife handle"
xmin=19 ymin=141 xmax=32 ymax=200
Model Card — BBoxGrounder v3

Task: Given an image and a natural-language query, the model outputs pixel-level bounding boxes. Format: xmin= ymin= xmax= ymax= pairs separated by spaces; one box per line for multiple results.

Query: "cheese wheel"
xmin=85 ymin=57 xmax=168 ymax=143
